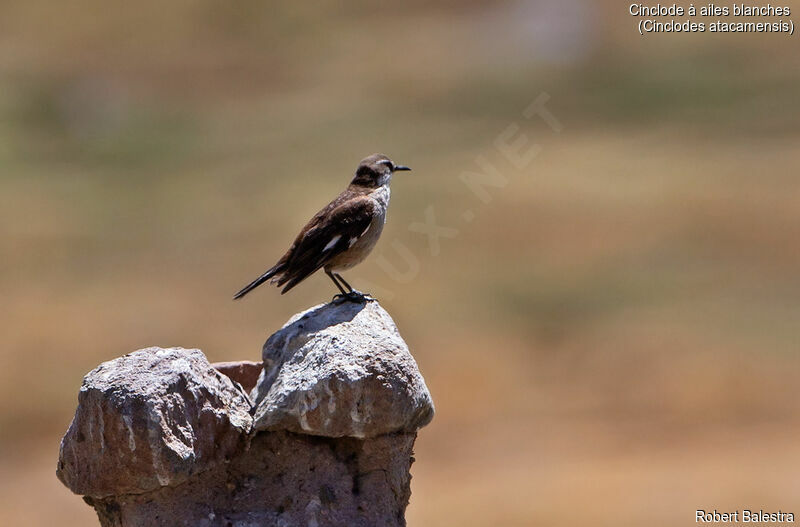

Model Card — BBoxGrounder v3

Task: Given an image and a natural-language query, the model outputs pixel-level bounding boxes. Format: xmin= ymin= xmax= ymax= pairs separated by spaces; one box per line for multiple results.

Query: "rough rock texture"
xmin=86 ymin=431 xmax=417 ymax=527
xmin=57 ymin=301 xmax=433 ymax=526
xmin=252 ymin=301 xmax=434 ymax=438
xmin=57 ymin=347 xmax=252 ymax=498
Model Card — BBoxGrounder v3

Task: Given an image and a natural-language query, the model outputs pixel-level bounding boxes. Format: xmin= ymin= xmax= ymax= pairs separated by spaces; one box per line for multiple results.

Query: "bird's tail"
xmin=233 ymin=263 xmax=284 ymax=300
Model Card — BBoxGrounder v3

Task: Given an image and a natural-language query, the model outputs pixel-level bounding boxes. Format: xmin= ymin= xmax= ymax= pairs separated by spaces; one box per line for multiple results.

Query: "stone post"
xmin=57 ymin=301 xmax=433 ymax=527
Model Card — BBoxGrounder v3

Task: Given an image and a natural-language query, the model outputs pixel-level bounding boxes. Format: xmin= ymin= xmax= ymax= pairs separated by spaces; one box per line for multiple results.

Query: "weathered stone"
xmin=252 ymin=301 xmax=434 ymax=438
xmin=57 ymin=302 xmax=435 ymax=525
xmin=85 ymin=430 xmax=416 ymax=527
xmin=57 ymin=347 xmax=252 ymax=498
xmin=212 ymin=360 xmax=263 ymax=392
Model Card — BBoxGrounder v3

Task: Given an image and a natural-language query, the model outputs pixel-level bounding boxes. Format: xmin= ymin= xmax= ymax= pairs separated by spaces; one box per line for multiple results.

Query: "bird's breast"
xmin=326 ymin=190 xmax=389 ymax=271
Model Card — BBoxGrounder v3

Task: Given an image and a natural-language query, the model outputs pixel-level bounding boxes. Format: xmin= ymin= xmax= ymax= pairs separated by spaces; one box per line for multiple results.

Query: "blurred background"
xmin=2 ymin=0 xmax=800 ymax=525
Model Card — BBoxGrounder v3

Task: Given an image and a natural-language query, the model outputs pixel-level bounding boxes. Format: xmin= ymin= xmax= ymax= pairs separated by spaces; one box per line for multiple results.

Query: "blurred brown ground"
xmin=2 ymin=1 xmax=800 ymax=525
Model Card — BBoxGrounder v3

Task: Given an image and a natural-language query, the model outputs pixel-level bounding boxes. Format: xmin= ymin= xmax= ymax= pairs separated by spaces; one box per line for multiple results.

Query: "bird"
xmin=233 ymin=153 xmax=411 ymax=302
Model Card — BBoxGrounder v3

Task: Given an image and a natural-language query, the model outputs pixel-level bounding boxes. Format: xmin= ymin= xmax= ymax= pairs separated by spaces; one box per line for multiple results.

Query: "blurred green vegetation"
xmin=2 ymin=1 xmax=800 ymax=525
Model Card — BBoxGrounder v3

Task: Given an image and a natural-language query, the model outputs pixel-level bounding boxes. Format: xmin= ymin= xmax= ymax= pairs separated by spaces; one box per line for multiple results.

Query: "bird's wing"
xmin=277 ymin=196 xmax=376 ymax=293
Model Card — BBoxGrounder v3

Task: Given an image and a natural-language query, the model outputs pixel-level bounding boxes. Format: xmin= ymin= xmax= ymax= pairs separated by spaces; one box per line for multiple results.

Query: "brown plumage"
xmin=233 ymin=154 xmax=410 ymax=300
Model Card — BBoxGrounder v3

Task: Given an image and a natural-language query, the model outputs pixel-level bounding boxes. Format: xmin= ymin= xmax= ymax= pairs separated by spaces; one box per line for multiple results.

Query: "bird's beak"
xmin=393 ymin=165 xmax=411 ymax=172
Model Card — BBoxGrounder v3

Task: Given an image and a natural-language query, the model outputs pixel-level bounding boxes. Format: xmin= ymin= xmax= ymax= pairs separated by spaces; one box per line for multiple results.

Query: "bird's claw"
xmin=331 ymin=290 xmax=376 ymax=304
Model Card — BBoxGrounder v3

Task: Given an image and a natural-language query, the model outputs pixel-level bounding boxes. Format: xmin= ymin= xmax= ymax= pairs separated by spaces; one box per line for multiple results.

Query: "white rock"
xmin=252 ymin=301 xmax=434 ymax=438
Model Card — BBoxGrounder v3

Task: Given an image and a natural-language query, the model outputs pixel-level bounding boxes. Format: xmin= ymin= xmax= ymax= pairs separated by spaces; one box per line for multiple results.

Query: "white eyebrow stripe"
xmin=323 ymin=235 xmax=341 ymax=251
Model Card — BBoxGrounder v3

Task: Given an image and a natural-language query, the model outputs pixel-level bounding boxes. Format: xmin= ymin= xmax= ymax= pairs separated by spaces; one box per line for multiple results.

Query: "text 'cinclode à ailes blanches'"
xmin=629 ymin=4 xmax=795 ymax=35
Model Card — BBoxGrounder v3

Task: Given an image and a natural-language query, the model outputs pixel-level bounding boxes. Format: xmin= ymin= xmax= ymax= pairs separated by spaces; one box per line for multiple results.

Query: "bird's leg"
xmin=327 ymin=270 xmax=349 ymax=296
xmin=327 ymin=271 xmax=361 ymax=303
xmin=334 ymin=273 xmax=375 ymax=303
xmin=334 ymin=273 xmax=354 ymax=293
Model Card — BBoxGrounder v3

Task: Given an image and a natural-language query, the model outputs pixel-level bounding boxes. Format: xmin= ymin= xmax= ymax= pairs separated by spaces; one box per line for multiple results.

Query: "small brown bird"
xmin=233 ymin=153 xmax=411 ymax=302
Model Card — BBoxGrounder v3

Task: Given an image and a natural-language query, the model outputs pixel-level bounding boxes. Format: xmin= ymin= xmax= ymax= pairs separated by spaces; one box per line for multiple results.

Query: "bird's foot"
xmin=331 ymin=290 xmax=376 ymax=304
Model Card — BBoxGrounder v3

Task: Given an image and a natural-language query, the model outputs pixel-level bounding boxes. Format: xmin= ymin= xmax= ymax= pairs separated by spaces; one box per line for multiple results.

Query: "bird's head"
xmin=351 ymin=153 xmax=411 ymax=188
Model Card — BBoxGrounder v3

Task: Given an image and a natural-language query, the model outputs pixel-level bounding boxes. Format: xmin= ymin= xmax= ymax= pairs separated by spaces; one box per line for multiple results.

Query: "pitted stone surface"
xmin=57 ymin=347 xmax=252 ymax=498
xmin=86 ymin=431 xmax=416 ymax=527
xmin=251 ymin=301 xmax=434 ymax=438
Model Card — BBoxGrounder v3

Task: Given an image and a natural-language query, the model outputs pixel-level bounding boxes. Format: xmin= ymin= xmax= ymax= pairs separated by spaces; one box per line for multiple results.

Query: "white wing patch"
xmin=349 ymin=224 xmax=370 ymax=247
xmin=323 ymin=235 xmax=342 ymax=252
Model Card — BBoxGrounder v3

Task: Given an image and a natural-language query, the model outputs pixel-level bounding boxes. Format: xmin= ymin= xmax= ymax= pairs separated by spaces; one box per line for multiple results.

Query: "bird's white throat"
xmin=370 ymin=183 xmax=391 ymax=211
